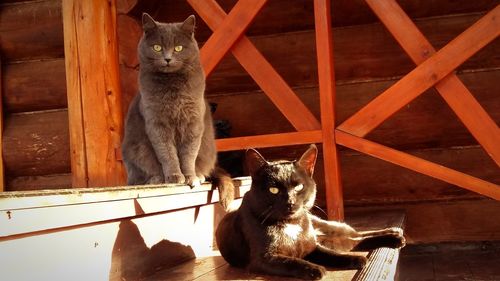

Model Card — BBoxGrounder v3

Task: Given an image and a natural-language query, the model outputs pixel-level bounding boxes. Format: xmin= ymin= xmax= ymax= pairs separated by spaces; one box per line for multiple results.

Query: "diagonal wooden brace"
xmin=366 ymin=0 xmax=500 ymax=166
xmin=338 ymin=5 xmax=500 ymax=138
xmin=188 ymin=0 xmax=321 ymax=131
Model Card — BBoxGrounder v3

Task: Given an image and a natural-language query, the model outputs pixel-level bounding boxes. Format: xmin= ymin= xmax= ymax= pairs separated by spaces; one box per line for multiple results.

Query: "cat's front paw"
xmin=165 ymin=173 xmax=185 ymax=184
xmin=296 ymin=264 xmax=325 ymax=280
xmin=146 ymin=175 xmax=163 ymax=185
xmin=385 ymin=227 xmax=406 ymax=248
xmin=185 ymin=175 xmax=201 ymax=188
xmin=349 ymin=255 xmax=367 ymax=269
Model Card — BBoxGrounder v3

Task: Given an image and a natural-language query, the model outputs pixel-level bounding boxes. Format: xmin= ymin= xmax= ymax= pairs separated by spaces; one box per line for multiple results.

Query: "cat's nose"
xmin=165 ymin=58 xmax=172 ymax=63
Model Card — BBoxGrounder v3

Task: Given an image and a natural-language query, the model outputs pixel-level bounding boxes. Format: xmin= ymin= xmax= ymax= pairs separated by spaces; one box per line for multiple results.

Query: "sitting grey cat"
xmin=122 ymin=13 xmax=234 ymax=208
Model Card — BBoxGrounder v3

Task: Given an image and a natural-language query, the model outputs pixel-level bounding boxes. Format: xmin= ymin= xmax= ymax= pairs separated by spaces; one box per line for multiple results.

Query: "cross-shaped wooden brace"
xmin=337 ymin=1 xmax=500 ymax=200
xmin=187 ymin=0 xmax=345 ymax=219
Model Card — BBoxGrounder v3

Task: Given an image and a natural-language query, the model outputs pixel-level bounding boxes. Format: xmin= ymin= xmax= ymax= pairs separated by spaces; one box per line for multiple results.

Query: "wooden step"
xmin=146 ymin=210 xmax=406 ymax=281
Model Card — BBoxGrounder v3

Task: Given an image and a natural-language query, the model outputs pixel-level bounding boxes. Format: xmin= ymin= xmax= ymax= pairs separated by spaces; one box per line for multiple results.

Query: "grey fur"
xmin=121 ymin=14 xmax=217 ymax=188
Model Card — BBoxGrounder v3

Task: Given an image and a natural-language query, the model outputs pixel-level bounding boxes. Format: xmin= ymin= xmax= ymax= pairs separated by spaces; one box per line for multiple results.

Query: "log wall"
xmin=0 ymin=0 xmax=498 ymax=242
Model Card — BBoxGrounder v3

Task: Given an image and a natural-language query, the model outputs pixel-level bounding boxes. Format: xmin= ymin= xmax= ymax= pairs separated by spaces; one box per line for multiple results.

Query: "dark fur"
xmin=121 ymin=14 xmax=234 ymax=208
xmin=216 ymin=145 xmax=405 ymax=280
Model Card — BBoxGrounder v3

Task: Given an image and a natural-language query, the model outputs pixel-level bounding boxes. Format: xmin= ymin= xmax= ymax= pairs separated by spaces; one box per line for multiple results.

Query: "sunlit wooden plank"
xmin=366 ymin=0 xmax=500 ymax=167
xmin=336 ymin=130 xmax=500 ymax=201
xmin=338 ymin=5 xmax=500 ymax=137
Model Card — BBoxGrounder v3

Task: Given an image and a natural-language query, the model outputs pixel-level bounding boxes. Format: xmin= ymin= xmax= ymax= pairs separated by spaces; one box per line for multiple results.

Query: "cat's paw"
xmin=196 ymin=173 xmax=206 ymax=183
xmin=165 ymin=173 xmax=185 ymax=184
xmin=297 ymin=264 xmax=325 ymax=280
xmin=349 ymin=255 xmax=367 ymax=269
xmin=385 ymin=227 xmax=406 ymax=248
xmin=185 ymin=175 xmax=201 ymax=188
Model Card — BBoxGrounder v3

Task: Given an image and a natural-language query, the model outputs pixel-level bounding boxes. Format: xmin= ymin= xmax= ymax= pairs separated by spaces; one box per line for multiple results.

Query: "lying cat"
xmin=216 ymin=145 xmax=405 ymax=280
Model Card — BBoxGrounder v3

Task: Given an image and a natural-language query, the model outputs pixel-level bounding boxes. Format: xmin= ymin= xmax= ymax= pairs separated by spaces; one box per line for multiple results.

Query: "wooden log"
xmin=63 ymin=0 xmax=126 ymax=187
xmin=132 ymin=0 xmax=497 ymax=42
xmin=6 ymin=174 xmax=72 ymax=192
xmin=2 ymin=59 xmax=67 ymax=113
xmin=2 ymin=110 xmax=70 ymax=177
xmin=205 ymin=13 xmax=500 ymax=95
xmin=209 ymin=69 xmax=500 ymax=149
xmin=0 ymin=0 xmax=64 ymax=62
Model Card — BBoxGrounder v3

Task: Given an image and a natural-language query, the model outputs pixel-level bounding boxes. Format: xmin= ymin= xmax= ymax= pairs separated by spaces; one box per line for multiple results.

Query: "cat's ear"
xmin=142 ymin=13 xmax=157 ymax=32
xmin=297 ymin=144 xmax=318 ymax=177
xmin=181 ymin=15 xmax=196 ymax=35
xmin=246 ymin=149 xmax=267 ymax=175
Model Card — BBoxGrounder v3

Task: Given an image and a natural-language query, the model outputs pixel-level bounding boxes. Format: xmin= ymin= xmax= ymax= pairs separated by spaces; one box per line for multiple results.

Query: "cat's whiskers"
xmin=313 ymin=205 xmax=328 ymax=218
xmin=259 ymin=205 xmax=275 ymax=225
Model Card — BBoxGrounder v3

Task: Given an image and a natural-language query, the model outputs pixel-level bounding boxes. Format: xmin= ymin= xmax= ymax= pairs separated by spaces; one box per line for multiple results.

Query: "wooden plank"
xmin=338 ymin=6 xmax=500 ymax=137
xmin=0 ymin=56 xmax=4 ymax=192
xmin=314 ymin=0 xmax=344 ymax=221
xmin=62 ymin=0 xmax=125 ymax=187
xmin=196 ymin=0 xmax=267 ymax=77
xmin=366 ymin=0 xmax=500 ymax=167
xmin=0 ymin=179 xmax=251 ymax=238
xmin=190 ymin=0 xmax=321 ymax=132
xmin=2 ymin=110 xmax=70 ymax=177
xmin=335 ymin=130 xmax=500 ymax=200
xmin=216 ymin=131 xmax=322 ymax=151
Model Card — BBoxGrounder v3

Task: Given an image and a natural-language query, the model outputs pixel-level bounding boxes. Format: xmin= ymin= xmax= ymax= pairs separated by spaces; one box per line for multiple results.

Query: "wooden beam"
xmin=365 ymin=0 xmax=500 ymax=167
xmin=63 ymin=0 xmax=126 ymax=187
xmin=196 ymin=0 xmax=267 ymax=77
xmin=335 ymin=130 xmax=500 ymax=201
xmin=189 ymin=0 xmax=321 ymax=131
xmin=314 ymin=0 xmax=343 ymax=221
xmin=338 ymin=5 xmax=500 ymax=137
xmin=215 ymin=130 xmax=323 ymax=151
xmin=0 ymin=56 xmax=4 ymax=192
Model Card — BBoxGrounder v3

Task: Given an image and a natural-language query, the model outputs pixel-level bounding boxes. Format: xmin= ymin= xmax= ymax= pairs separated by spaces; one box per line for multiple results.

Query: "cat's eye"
xmin=294 ymin=184 xmax=304 ymax=192
xmin=153 ymin=44 xmax=162 ymax=52
xmin=174 ymin=45 xmax=183 ymax=52
xmin=269 ymin=187 xmax=279 ymax=194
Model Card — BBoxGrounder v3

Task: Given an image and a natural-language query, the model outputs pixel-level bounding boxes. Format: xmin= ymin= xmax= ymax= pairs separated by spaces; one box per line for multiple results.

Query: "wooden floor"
xmin=396 ymin=241 xmax=500 ymax=281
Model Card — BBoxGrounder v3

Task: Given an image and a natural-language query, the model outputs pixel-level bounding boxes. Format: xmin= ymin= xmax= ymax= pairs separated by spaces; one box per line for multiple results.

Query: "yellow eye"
xmin=153 ymin=44 xmax=162 ymax=52
xmin=174 ymin=45 xmax=183 ymax=52
xmin=294 ymin=184 xmax=304 ymax=192
xmin=269 ymin=187 xmax=279 ymax=194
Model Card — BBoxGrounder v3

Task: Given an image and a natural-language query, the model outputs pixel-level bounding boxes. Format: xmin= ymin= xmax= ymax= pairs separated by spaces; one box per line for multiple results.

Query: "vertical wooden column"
xmin=314 ymin=0 xmax=344 ymax=220
xmin=0 ymin=56 xmax=4 ymax=192
xmin=63 ymin=0 xmax=125 ymax=187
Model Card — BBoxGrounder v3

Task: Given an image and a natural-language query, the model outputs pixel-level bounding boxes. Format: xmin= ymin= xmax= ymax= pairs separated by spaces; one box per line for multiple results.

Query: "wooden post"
xmin=314 ymin=0 xmax=343 ymax=220
xmin=63 ymin=0 xmax=125 ymax=187
xmin=0 ymin=56 xmax=4 ymax=192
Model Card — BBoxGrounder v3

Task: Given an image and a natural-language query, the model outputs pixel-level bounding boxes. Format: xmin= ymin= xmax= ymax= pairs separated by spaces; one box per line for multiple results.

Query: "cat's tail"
xmin=211 ymin=166 xmax=235 ymax=211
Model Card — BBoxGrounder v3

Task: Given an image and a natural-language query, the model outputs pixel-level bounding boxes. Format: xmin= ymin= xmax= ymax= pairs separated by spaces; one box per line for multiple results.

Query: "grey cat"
xmin=122 ymin=13 xmax=234 ymax=208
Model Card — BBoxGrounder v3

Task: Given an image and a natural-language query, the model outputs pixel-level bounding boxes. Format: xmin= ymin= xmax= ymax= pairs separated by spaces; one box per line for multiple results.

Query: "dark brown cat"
xmin=216 ymin=145 xmax=405 ymax=280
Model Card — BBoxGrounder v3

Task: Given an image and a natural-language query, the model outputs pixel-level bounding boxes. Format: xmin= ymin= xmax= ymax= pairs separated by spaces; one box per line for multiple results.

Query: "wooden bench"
xmin=0 ymin=179 xmax=404 ymax=281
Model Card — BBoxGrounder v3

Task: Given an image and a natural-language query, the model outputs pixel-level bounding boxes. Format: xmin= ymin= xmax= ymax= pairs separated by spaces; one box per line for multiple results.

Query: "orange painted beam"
xmin=196 ymin=0 xmax=267 ymax=77
xmin=215 ymin=131 xmax=323 ymax=152
xmin=365 ymin=0 xmax=500 ymax=167
xmin=336 ymin=130 xmax=500 ymax=201
xmin=338 ymin=5 xmax=500 ymax=137
xmin=189 ymin=0 xmax=321 ymax=131
xmin=63 ymin=0 xmax=126 ymax=187
xmin=314 ymin=0 xmax=343 ymax=221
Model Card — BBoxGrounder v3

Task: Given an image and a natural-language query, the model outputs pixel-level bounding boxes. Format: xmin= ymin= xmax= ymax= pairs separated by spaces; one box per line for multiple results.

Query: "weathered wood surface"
xmin=0 ymin=57 xmax=4 ymax=191
xmin=63 ymin=0 xmax=126 ymax=187
xmin=0 ymin=0 xmax=64 ymax=62
xmin=2 ymin=110 xmax=70 ymax=178
xmin=3 ymin=13 xmax=497 ymax=114
xmin=127 ymin=0 xmax=497 ymax=41
xmin=6 ymin=174 xmax=71 ymax=192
